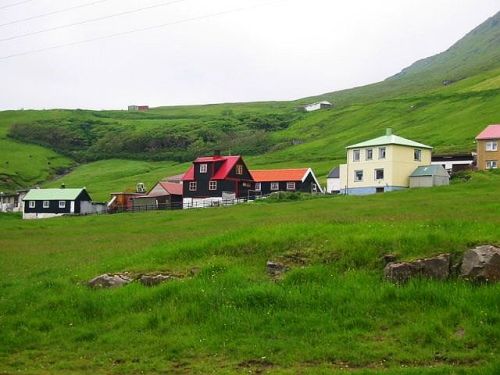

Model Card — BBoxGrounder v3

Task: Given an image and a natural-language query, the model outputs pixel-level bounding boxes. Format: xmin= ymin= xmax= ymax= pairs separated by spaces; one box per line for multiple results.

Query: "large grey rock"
xmin=88 ymin=273 xmax=132 ymax=288
xmin=266 ymin=261 xmax=289 ymax=277
xmin=461 ymin=245 xmax=500 ymax=282
xmin=139 ymin=274 xmax=174 ymax=286
xmin=384 ymin=254 xmax=451 ymax=283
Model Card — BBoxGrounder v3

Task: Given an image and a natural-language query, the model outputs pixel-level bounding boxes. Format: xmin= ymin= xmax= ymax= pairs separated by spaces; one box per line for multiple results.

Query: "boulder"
xmin=266 ymin=261 xmax=289 ymax=277
xmin=139 ymin=274 xmax=173 ymax=286
xmin=384 ymin=254 xmax=450 ymax=283
xmin=88 ymin=273 xmax=132 ymax=288
xmin=460 ymin=245 xmax=500 ymax=282
xmin=382 ymin=254 xmax=398 ymax=265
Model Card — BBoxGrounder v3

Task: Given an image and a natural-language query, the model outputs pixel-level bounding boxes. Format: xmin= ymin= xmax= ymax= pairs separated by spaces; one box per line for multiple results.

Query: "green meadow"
xmin=1 ymin=171 xmax=499 ymax=374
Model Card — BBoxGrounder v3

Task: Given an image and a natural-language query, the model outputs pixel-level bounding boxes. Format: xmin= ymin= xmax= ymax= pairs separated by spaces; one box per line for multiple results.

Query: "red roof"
xmin=250 ymin=168 xmax=309 ymax=182
xmin=158 ymin=182 xmax=183 ymax=195
xmin=476 ymin=125 xmax=500 ymax=140
xmin=182 ymin=155 xmax=243 ymax=181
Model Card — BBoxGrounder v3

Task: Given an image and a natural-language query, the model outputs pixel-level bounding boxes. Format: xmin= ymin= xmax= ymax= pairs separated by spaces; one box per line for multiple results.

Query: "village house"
xmin=250 ymin=168 xmax=322 ymax=195
xmin=431 ymin=153 xmax=475 ymax=174
xmin=128 ymin=105 xmax=149 ymax=111
xmin=0 ymin=189 xmax=28 ymax=213
xmin=326 ymin=167 xmax=340 ymax=194
xmin=182 ymin=153 xmax=254 ymax=207
xmin=300 ymin=101 xmax=333 ymax=112
xmin=131 ymin=180 xmax=183 ymax=210
xmin=475 ymin=124 xmax=500 ymax=170
xmin=338 ymin=128 xmax=433 ymax=195
xmin=22 ymin=188 xmax=100 ymax=219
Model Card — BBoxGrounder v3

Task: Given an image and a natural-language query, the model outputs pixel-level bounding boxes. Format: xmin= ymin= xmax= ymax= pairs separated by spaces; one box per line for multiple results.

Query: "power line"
xmin=0 ymin=0 xmax=189 ymax=42
xmin=0 ymin=0 xmax=112 ymax=28
xmin=0 ymin=0 xmax=285 ymax=61
xmin=0 ymin=0 xmax=33 ymax=11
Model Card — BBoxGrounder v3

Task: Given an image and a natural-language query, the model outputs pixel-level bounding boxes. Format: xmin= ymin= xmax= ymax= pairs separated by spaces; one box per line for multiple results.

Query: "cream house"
xmin=339 ymin=129 xmax=432 ymax=195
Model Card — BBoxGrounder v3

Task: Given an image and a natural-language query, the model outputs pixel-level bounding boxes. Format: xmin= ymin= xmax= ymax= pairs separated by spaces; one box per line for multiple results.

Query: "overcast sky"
xmin=0 ymin=0 xmax=498 ymax=110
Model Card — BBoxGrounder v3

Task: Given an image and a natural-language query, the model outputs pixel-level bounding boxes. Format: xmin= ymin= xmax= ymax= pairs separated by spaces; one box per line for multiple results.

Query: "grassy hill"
xmin=0 ymin=11 xmax=499 ymax=198
xmin=1 ymin=171 xmax=499 ymax=374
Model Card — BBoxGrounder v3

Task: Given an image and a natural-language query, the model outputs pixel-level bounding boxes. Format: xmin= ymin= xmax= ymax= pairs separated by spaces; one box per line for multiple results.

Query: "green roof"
xmin=23 ymin=188 xmax=86 ymax=201
xmin=410 ymin=165 xmax=448 ymax=177
xmin=346 ymin=132 xmax=432 ymax=150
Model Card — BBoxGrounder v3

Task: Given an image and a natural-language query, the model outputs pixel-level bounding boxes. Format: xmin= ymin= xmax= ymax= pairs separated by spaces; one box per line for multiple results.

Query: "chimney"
xmin=386 ymin=128 xmax=392 ymax=136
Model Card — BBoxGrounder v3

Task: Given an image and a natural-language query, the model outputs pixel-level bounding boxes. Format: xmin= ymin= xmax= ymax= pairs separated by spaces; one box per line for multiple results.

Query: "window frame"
xmin=352 ymin=149 xmax=361 ymax=162
xmin=189 ymin=182 xmax=197 ymax=191
xmin=29 ymin=200 xmax=35 ymax=208
xmin=59 ymin=201 xmax=66 ymax=208
xmin=286 ymin=182 xmax=296 ymax=191
xmin=486 ymin=160 xmax=498 ymax=169
xmin=254 ymin=182 xmax=261 ymax=191
xmin=366 ymin=148 xmax=373 ymax=160
xmin=42 ymin=200 xmax=50 ymax=209
xmin=270 ymin=182 xmax=279 ymax=191
xmin=208 ymin=180 xmax=217 ymax=191
xmin=354 ymin=170 xmax=364 ymax=182
xmin=199 ymin=163 xmax=207 ymax=173
xmin=378 ymin=147 xmax=386 ymax=160
xmin=235 ymin=164 xmax=243 ymax=175
xmin=374 ymin=168 xmax=384 ymax=180
xmin=414 ymin=149 xmax=422 ymax=161
xmin=486 ymin=141 xmax=498 ymax=152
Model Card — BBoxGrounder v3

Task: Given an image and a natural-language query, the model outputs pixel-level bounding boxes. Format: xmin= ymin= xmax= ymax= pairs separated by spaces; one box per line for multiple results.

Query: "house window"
xmin=235 ymin=165 xmax=243 ymax=175
xmin=199 ymin=164 xmax=207 ymax=173
xmin=353 ymin=149 xmax=360 ymax=162
xmin=366 ymin=149 xmax=373 ymax=160
xmin=209 ymin=180 xmax=217 ymax=190
xmin=286 ymin=182 xmax=296 ymax=191
xmin=43 ymin=201 xmax=50 ymax=208
xmin=59 ymin=201 xmax=66 ymax=208
xmin=375 ymin=169 xmax=384 ymax=180
xmin=270 ymin=182 xmax=279 ymax=191
xmin=189 ymin=182 xmax=197 ymax=191
xmin=255 ymin=182 xmax=261 ymax=191
xmin=486 ymin=141 xmax=498 ymax=151
xmin=312 ymin=183 xmax=317 ymax=192
xmin=29 ymin=201 xmax=35 ymax=208
xmin=379 ymin=147 xmax=386 ymax=159
xmin=354 ymin=170 xmax=363 ymax=182
xmin=414 ymin=149 xmax=422 ymax=161
xmin=486 ymin=160 xmax=498 ymax=169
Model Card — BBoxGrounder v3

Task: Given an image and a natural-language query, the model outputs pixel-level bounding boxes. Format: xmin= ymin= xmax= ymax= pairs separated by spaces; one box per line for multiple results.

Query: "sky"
xmin=0 ymin=0 xmax=498 ymax=110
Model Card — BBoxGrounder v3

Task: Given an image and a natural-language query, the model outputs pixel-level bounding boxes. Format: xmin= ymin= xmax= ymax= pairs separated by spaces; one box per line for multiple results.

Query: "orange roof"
xmin=250 ymin=168 xmax=309 ymax=182
xmin=158 ymin=182 xmax=183 ymax=195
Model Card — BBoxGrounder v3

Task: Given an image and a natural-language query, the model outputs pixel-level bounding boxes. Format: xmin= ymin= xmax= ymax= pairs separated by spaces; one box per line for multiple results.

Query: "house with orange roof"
xmin=476 ymin=124 xmax=500 ymax=170
xmin=250 ymin=168 xmax=322 ymax=195
xmin=131 ymin=180 xmax=183 ymax=210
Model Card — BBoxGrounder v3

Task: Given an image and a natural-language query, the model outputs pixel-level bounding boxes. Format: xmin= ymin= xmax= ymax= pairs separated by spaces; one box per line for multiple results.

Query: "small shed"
xmin=131 ymin=181 xmax=183 ymax=211
xmin=409 ymin=165 xmax=449 ymax=188
xmin=326 ymin=167 xmax=340 ymax=194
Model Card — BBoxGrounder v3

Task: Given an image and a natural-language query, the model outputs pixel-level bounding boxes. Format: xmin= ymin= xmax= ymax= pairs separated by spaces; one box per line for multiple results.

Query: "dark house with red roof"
xmin=182 ymin=154 xmax=254 ymax=203
xmin=250 ymin=168 xmax=322 ymax=196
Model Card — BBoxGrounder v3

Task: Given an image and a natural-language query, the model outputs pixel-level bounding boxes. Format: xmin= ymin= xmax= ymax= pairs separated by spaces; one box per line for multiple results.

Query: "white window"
xmin=414 ymin=149 xmax=422 ymax=161
xmin=366 ymin=149 xmax=373 ymax=160
xmin=59 ymin=201 xmax=66 ymax=208
xmin=43 ymin=201 xmax=49 ymax=208
xmin=254 ymin=182 xmax=261 ymax=191
xmin=270 ymin=182 xmax=279 ymax=191
xmin=29 ymin=201 xmax=35 ymax=208
xmin=353 ymin=149 xmax=360 ymax=162
xmin=375 ymin=169 xmax=384 ymax=180
xmin=199 ymin=164 xmax=207 ymax=173
xmin=312 ymin=183 xmax=317 ymax=192
xmin=486 ymin=142 xmax=498 ymax=151
xmin=486 ymin=160 xmax=497 ymax=169
xmin=235 ymin=165 xmax=243 ymax=175
xmin=286 ymin=182 xmax=296 ymax=191
xmin=189 ymin=182 xmax=197 ymax=191
xmin=354 ymin=170 xmax=363 ymax=182
xmin=209 ymin=180 xmax=217 ymax=190
xmin=379 ymin=147 xmax=386 ymax=159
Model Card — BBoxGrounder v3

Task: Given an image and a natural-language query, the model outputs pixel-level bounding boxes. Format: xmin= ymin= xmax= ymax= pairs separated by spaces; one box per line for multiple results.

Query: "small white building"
xmin=326 ymin=167 xmax=341 ymax=194
xmin=301 ymin=101 xmax=333 ymax=112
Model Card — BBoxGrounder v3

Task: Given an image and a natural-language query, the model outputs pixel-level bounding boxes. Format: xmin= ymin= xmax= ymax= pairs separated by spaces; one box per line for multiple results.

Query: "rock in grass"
xmin=461 ymin=245 xmax=500 ymax=282
xmin=266 ymin=261 xmax=289 ymax=277
xmin=88 ymin=273 xmax=132 ymax=288
xmin=384 ymin=254 xmax=451 ymax=283
xmin=139 ymin=274 xmax=173 ymax=286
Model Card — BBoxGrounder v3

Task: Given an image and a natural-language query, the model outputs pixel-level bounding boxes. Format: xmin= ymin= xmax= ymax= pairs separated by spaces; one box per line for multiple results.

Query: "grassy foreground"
xmin=0 ymin=172 xmax=499 ymax=374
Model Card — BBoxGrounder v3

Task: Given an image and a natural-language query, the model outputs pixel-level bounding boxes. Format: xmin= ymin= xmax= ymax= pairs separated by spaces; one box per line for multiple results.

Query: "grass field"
xmin=1 ymin=171 xmax=499 ymax=374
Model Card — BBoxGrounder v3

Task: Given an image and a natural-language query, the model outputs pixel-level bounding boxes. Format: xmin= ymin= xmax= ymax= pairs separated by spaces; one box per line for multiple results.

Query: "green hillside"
xmin=0 ymin=11 xmax=499 ymax=198
xmin=1 ymin=172 xmax=499 ymax=374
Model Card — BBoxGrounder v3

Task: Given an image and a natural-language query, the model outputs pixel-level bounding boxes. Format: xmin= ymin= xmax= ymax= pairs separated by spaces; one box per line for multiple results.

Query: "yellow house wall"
xmin=476 ymin=139 xmax=500 ymax=170
xmin=342 ymin=145 xmax=431 ymax=189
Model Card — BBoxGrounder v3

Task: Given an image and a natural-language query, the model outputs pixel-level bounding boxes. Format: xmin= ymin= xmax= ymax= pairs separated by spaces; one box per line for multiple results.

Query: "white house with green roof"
xmin=338 ymin=129 xmax=433 ymax=195
xmin=22 ymin=188 xmax=95 ymax=219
